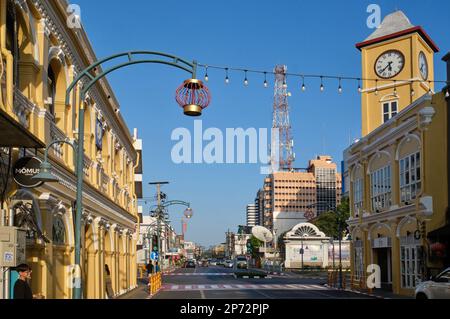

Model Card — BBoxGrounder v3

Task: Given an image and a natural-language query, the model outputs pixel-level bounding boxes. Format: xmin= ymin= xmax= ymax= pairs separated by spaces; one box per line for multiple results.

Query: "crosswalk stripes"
xmin=161 ymin=284 xmax=329 ymax=291
xmin=165 ymin=273 xmax=233 ymax=276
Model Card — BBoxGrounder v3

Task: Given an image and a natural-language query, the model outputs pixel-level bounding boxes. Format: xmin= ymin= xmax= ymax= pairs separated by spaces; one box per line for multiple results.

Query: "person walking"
xmin=13 ymin=264 xmax=33 ymax=299
xmin=104 ymin=264 xmax=114 ymax=299
xmin=145 ymin=262 xmax=154 ymax=276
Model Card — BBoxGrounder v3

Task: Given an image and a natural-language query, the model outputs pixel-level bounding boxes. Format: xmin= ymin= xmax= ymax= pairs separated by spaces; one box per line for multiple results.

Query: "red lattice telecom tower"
xmin=272 ymin=65 xmax=295 ymax=171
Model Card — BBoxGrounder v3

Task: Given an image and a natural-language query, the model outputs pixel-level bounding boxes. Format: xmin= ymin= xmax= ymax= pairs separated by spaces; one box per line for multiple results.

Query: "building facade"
xmin=0 ymin=0 xmax=140 ymax=299
xmin=259 ymin=156 xmax=342 ymax=235
xmin=246 ymin=203 xmax=259 ymax=227
xmin=346 ymin=11 xmax=449 ymax=296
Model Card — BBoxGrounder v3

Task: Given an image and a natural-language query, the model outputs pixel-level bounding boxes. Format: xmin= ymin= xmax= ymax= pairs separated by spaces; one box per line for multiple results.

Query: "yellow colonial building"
xmin=0 ymin=0 xmax=140 ymax=298
xmin=346 ymin=11 xmax=449 ymax=296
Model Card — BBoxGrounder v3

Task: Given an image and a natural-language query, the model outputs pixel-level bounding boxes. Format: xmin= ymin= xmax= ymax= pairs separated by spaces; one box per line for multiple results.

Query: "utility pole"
xmin=149 ymin=181 xmax=169 ymax=273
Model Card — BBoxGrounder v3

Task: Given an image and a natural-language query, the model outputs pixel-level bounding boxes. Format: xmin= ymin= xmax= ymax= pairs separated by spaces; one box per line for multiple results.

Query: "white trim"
xmin=395 ymin=134 xmax=421 ymax=160
xmin=396 ymin=215 xmax=417 ymax=238
xmin=367 ymin=151 xmax=392 ymax=174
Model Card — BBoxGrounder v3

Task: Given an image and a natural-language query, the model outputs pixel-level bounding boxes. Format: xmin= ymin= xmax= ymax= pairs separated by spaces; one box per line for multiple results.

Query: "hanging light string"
xmin=197 ymin=63 xmax=450 ymax=90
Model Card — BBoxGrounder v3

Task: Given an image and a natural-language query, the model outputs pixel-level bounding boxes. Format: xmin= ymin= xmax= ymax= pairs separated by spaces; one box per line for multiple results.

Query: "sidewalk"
xmin=117 ymin=279 xmax=150 ymax=299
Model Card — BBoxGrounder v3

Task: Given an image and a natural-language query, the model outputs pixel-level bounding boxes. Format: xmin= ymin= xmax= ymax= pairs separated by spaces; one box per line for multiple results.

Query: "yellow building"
xmin=0 ymin=0 xmax=140 ymax=298
xmin=347 ymin=11 xmax=449 ymax=296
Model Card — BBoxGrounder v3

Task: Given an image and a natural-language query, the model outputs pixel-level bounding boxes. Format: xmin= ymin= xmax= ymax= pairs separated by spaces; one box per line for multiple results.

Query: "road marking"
xmin=161 ymin=284 xmax=330 ymax=291
xmin=200 ymin=290 xmax=206 ymax=299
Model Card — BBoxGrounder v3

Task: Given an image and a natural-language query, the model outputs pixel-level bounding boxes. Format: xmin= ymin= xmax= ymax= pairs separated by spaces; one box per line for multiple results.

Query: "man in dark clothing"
xmin=13 ymin=263 xmax=33 ymax=299
xmin=145 ymin=262 xmax=154 ymax=276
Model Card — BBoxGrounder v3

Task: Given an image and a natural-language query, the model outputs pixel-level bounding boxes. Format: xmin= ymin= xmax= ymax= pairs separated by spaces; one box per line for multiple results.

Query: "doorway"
xmin=375 ymin=248 xmax=392 ymax=291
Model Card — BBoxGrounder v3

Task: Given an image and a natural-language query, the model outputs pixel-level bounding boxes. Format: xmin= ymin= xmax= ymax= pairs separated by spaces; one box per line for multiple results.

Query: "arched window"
xmin=52 ymin=215 xmax=66 ymax=245
xmin=6 ymin=0 xmax=19 ymax=87
xmin=47 ymin=65 xmax=56 ymax=116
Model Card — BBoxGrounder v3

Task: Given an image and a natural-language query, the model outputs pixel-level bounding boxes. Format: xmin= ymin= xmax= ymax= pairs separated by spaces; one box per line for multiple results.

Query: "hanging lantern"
xmin=430 ymin=242 xmax=446 ymax=257
xmin=175 ymin=78 xmax=211 ymax=116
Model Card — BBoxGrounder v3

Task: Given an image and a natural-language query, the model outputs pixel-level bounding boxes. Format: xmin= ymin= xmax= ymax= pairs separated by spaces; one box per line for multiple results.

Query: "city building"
xmin=246 ymin=203 xmax=259 ymax=227
xmin=346 ymin=10 xmax=449 ymax=296
xmin=284 ymin=222 xmax=350 ymax=269
xmin=260 ymin=156 xmax=342 ymax=236
xmin=0 ymin=0 xmax=140 ymax=298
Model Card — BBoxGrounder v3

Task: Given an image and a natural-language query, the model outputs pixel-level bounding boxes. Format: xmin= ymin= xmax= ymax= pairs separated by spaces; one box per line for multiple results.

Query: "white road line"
xmin=200 ymin=290 xmax=206 ymax=299
xmin=210 ymin=285 xmax=219 ymax=289
xmin=198 ymin=285 xmax=205 ymax=289
xmin=171 ymin=285 xmax=179 ymax=290
xmin=223 ymin=285 xmax=232 ymax=289
xmin=185 ymin=285 xmax=192 ymax=290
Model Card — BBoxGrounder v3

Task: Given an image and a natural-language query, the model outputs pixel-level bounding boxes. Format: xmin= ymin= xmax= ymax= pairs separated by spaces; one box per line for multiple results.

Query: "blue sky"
xmin=75 ymin=0 xmax=450 ymax=247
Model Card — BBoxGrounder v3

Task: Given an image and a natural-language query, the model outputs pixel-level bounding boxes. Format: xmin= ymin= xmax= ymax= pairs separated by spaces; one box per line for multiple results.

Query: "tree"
xmin=248 ymin=235 xmax=263 ymax=258
xmin=312 ymin=197 xmax=350 ymax=239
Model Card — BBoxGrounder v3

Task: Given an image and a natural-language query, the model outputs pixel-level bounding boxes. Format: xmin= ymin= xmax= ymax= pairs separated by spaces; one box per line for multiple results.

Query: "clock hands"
xmin=380 ymin=61 xmax=393 ymax=73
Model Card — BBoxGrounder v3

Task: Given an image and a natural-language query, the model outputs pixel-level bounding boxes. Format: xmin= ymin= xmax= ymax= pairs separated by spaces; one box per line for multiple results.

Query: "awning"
xmin=428 ymin=224 xmax=450 ymax=239
xmin=0 ymin=108 xmax=45 ymax=148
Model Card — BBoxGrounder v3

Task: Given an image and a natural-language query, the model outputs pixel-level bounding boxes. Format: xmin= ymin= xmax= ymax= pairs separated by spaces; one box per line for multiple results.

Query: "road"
xmin=124 ymin=265 xmax=377 ymax=299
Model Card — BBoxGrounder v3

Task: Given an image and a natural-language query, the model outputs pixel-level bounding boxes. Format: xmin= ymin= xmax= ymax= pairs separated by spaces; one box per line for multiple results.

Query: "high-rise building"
xmin=259 ymin=155 xmax=342 ymax=234
xmin=246 ymin=203 xmax=259 ymax=227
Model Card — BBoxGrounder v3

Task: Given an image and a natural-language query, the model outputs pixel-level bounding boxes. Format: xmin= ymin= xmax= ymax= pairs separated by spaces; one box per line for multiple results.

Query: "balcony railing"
xmin=13 ymin=88 xmax=34 ymax=129
xmin=50 ymin=122 xmax=66 ymax=159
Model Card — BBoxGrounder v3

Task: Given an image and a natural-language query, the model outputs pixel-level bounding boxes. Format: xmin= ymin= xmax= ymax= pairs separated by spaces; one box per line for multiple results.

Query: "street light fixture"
xmin=33 ymin=51 xmax=209 ymax=299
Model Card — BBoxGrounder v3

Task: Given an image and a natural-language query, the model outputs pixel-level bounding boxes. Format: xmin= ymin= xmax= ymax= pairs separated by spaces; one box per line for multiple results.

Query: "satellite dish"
xmin=252 ymin=226 xmax=273 ymax=243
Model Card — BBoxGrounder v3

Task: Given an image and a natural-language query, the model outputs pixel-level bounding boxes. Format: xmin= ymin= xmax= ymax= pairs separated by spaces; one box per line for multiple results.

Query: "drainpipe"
xmin=442 ymin=53 xmax=450 ymax=224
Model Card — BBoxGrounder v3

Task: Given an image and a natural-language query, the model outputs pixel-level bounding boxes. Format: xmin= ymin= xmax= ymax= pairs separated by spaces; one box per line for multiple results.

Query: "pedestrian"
xmin=155 ymin=261 xmax=160 ymax=273
xmin=105 ymin=264 xmax=114 ymax=299
xmin=146 ymin=262 xmax=154 ymax=276
xmin=13 ymin=263 xmax=33 ymax=299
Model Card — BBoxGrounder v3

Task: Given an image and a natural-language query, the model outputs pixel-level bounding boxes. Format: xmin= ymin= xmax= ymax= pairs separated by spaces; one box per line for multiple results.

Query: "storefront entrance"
xmin=375 ymin=247 xmax=392 ymax=291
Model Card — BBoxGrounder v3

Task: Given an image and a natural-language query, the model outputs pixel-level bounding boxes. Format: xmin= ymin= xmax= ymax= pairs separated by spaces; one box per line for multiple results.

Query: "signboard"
xmin=95 ymin=118 xmax=103 ymax=150
xmin=13 ymin=156 xmax=44 ymax=188
xmin=150 ymin=251 xmax=159 ymax=261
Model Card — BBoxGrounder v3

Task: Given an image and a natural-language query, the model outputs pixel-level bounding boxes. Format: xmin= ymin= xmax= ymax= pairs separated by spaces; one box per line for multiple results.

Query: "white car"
xmin=415 ymin=267 xmax=450 ymax=299
xmin=224 ymin=260 xmax=234 ymax=268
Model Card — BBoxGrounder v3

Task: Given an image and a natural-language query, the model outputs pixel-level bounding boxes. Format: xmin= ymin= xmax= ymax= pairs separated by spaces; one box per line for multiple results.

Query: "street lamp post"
xmin=33 ymin=51 xmax=208 ymax=299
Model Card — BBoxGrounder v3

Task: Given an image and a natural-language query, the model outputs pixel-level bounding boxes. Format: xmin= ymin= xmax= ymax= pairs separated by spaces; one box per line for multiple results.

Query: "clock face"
xmin=375 ymin=50 xmax=405 ymax=79
xmin=418 ymin=51 xmax=428 ymax=80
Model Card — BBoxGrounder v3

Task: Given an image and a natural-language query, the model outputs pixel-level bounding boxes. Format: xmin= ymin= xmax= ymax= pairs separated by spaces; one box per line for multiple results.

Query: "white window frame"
xmin=399 ymin=152 xmax=421 ymax=203
xmin=400 ymin=237 xmax=422 ymax=289
xmin=352 ymin=178 xmax=363 ymax=215
xmin=370 ymin=165 xmax=391 ymax=212
xmin=354 ymin=240 xmax=364 ymax=281
xmin=382 ymin=100 xmax=398 ymax=123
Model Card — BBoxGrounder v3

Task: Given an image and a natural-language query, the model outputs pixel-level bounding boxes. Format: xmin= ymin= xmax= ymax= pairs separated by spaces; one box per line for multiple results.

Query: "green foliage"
xmin=312 ymin=197 xmax=350 ymax=239
xmin=248 ymin=235 xmax=263 ymax=258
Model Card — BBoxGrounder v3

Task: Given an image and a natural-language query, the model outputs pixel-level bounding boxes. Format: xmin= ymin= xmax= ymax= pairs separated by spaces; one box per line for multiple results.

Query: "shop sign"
xmin=12 ymin=156 xmax=44 ymax=188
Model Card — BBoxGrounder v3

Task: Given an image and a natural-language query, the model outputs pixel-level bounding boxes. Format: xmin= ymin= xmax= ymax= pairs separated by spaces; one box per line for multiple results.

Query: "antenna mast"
xmin=272 ymin=65 xmax=294 ymax=171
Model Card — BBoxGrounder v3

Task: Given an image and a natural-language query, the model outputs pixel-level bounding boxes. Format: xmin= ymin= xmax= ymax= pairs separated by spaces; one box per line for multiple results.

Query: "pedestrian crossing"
xmin=166 ymin=273 xmax=233 ymax=276
xmin=161 ymin=284 xmax=329 ymax=291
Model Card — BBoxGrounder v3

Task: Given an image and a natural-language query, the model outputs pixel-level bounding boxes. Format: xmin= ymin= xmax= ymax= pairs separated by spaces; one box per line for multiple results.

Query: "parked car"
xmin=201 ymin=259 xmax=209 ymax=267
xmin=224 ymin=260 xmax=234 ymax=268
xmin=210 ymin=259 xmax=217 ymax=266
xmin=415 ymin=267 xmax=450 ymax=299
xmin=185 ymin=260 xmax=196 ymax=268
xmin=217 ymin=259 xmax=225 ymax=266
xmin=236 ymin=256 xmax=248 ymax=269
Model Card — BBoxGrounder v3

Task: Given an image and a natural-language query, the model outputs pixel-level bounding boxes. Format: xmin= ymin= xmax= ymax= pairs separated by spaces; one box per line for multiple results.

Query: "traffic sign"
xmin=150 ymin=251 xmax=159 ymax=260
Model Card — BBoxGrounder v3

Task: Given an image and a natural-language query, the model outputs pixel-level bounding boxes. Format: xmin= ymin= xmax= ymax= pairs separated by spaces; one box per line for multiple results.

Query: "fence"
xmin=148 ymin=272 xmax=162 ymax=296
xmin=327 ymin=271 xmax=374 ymax=294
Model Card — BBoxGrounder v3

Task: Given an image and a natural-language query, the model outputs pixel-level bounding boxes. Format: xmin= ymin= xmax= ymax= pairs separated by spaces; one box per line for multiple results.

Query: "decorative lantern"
xmin=175 ymin=78 xmax=211 ymax=116
xmin=183 ymin=208 xmax=193 ymax=219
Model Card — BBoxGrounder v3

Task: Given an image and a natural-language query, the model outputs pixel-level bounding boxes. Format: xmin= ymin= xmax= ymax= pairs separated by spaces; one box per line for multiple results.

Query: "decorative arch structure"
xmin=286 ymin=222 xmax=326 ymax=238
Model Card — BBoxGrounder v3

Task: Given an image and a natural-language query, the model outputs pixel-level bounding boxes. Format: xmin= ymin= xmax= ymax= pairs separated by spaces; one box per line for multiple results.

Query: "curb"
xmin=324 ymin=284 xmax=387 ymax=299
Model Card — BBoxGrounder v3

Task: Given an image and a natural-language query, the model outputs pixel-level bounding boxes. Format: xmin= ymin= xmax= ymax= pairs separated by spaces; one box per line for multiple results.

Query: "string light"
xmin=446 ymin=89 xmax=450 ymax=98
xmin=196 ymin=64 xmax=448 ymax=95
xmin=204 ymin=66 xmax=209 ymax=82
xmin=411 ymin=82 xmax=415 ymax=96
xmin=225 ymin=68 xmax=229 ymax=84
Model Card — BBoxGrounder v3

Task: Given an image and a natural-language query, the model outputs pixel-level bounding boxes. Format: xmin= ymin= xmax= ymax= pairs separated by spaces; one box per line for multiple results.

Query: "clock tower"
xmin=356 ymin=11 xmax=439 ymax=136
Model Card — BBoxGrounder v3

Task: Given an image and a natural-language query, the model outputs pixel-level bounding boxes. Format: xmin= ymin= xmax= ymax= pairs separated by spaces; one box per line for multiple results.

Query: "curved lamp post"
xmin=33 ymin=51 xmax=209 ymax=299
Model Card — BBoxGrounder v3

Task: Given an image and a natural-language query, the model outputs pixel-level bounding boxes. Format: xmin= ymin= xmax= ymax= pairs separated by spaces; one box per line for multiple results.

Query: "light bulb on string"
xmin=244 ymin=70 xmax=249 ymax=86
xmin=410 ymin=82 xmax=415 ymax=96
xmin=357 ymin=78 xmax=362 ymax=93
xmin=445 ymin=90 xmax=450 ymax=98
xmin=320 ymin=76 xmax=324 ymax=92
xmin=263 ymin=72 xmax=268 ymax=88
xmin=225 ymin=68 xmax=229 ymax=84
xmin=204 ymin=66 xmax=209 ymax=82
xmin=301 ymin=76 xmax=306 ymax=92
xmin=428 ymin=81 xmax=432 ymax=95
xmin=338 ymin=78 xmax=342 ymax=94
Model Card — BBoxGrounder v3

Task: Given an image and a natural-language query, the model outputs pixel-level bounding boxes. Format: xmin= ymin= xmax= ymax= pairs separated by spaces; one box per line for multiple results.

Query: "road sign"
xmin=150 ymin=251 xmax=159 ymax=261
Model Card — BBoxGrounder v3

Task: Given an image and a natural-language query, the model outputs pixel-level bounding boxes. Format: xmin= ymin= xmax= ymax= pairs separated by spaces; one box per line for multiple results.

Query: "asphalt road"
xmin=141 ymin=266 xmax=377 ymax=299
